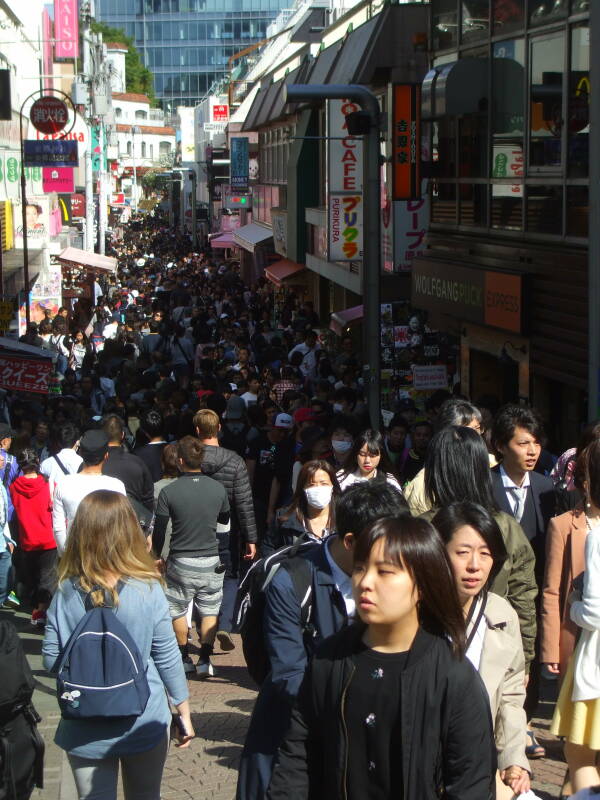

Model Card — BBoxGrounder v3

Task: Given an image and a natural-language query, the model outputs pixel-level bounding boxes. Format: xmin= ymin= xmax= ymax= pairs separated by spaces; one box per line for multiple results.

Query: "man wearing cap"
xmin=52 ymin=430 xmax=126 ymax=555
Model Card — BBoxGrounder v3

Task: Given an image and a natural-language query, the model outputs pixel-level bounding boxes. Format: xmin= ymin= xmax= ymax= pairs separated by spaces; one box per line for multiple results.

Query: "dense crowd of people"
xmin=0 ymin=215 xmax=598 ymax=800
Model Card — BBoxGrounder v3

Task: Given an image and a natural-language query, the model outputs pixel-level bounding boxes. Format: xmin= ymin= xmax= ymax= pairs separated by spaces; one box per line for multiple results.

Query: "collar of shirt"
xmin=324 ymin=537 xmax=355 ymax=619
xmin=499 ymin=464 xmax=531 ymax=491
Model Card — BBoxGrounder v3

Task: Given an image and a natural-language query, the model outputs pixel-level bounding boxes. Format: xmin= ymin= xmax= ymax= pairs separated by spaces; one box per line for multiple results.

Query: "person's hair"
xmin=194 ymin=408 xmax=220 ymax=439
xmin=58 ymin=491 xmax=160 ymax=607
xmin=160 ymin=442 xmax=179 ymax=478
xmin=102 ymin=414 xmax=124 ymax=443
xmin=491 ymin=404 xmax=545 ymax=455
xmin=17 ymin=447 xmax=40 ymax=474
xmin=335 ymin=481 xmax=408 ymax=537
xmin=140 ymin=408 xmax=164 ymax=439
xmin=59 ymin=422 xmax=80 ymax=450
xmin=434 ymin=398 xmax=482 ymax=432
xmin=572 ymin=421 xmax=600 ymax=491
xmin=387 ymin=414 xmax=409 ymax=433
xmin=342 ymin=429 xmax=392 ymax=476
xmin=432 ymin=502 xmax=508 ymax=586
xmin=577 ymin=438 xmax=600 ymax=508
xmin=353 ymin=516 xmax=466 ymax=658
xmin=424 ymin=426 xmax=498 ymax=512
xmin=177 ymin=435 xmax=204 ymax=469
xmin=281 ymin=459 xmax=340 ymax=526
xmin=328 ymin=413 xmax=359 ymax=439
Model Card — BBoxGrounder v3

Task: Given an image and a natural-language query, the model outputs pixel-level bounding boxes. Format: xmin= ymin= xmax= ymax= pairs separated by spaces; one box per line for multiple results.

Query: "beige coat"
xmin=475 ymin=592 xmax=530 ymax=773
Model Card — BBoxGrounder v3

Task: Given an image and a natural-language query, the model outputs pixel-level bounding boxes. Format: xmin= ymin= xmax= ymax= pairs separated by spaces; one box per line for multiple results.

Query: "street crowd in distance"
xmin=1 ymin=211 xmax=599 ymax=800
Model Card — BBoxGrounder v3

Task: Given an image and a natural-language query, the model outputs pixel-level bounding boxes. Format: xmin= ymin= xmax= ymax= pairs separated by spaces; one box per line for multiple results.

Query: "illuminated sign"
xmin=392 ymin=84 xmax=421 ymax=201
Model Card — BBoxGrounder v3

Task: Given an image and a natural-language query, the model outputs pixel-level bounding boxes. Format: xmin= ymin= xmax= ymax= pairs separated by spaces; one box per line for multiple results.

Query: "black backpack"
xmin=235 ymin=542 xmax=315 ymax=686
xmin=0 ymin=621 xmax=44 ymax=800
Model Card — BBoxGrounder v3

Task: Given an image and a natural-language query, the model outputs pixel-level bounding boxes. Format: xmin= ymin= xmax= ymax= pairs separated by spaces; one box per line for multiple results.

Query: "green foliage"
xmin=91 ymin=21 xmax=156 ymax=105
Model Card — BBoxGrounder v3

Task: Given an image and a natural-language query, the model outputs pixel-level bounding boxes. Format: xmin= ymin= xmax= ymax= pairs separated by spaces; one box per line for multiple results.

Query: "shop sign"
xmin=54 ymin=0 xmax=79 ymax=59
xmin=0 ymin=153 xmax=43 ymax=200
xmin=394 ymin=180 xmax=429 ymax=271
xmin=328 ymin=194 xmax=363 ymax=262
xmin=204 ymin=122 xmax=227 ymax=133
xmin=212 ymin=104 xmax=228 ymax=121
xmin=71 ymin=193 xmax=85 ymax=217
xmin=413 ymin=364 xmax=448 ymax=391
xmin=411 ymin=259 xmax=524 ymax=334
xmin=271 ymin=209 xmax=287 ymax=258
xmin=392 ymin=85 xmax=421 ymax=201
xmin=0 ymin=355 xmax=52 ymax=393
xmin=42 ymin=166 xmax=74 ymax=193
xmin=23 ymin=139 xmax=78 ymax=167
xmin=492 ymin=145 xmax=523 ymax=196
xmin=328 ymin=99 xmax=363 ymax=193
xmin=58 ymin=194 xmax=72 ymax=224
xmin=13 ymin=197 xmax=50 ymax=249
xmin=30 ymin=97 xmax=68 ymax=135
xmin=231 ymin=137 xmax=249 ymax=192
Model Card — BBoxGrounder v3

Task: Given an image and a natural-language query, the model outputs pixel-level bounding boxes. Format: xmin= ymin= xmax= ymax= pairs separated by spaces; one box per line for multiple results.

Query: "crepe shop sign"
xmin=0 ymin=356 xmax=52 ymax=393
xmin=328 ymin=194 xmax=363 ymax=262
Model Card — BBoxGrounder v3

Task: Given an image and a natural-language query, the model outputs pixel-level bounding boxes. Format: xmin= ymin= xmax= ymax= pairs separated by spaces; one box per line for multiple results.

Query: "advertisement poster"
xmin=394 ymin=180 xmax=429 ymax=272
xmin=328 ymin=194 xmax=363 ymax=262
xmin=30 ymin=263 xmax=62 ymax=323
xmin=0 ymin=354 xmax=52 ymax=393
xmin=13 ymin=196 xmax=50 ymax=249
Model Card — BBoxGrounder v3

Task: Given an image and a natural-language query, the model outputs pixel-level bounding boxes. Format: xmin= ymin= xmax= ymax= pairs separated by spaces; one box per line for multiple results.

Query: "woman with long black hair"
xmin=337 ymin=429 xmax=402 ymax=493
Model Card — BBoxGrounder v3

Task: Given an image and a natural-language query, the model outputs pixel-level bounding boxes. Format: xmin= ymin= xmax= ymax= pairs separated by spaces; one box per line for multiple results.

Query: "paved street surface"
xmin=3 ymin=604 xmax=567 ymax=800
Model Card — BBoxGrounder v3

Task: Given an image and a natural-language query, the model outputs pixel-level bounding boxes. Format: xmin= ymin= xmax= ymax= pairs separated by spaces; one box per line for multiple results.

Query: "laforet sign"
xmin=411 ymin=259 xmax=524 ymax=334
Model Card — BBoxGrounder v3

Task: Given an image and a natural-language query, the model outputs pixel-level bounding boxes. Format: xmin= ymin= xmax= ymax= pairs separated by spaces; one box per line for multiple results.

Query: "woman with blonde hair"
xmin=42 ymin=490 xmax=193 ymax=800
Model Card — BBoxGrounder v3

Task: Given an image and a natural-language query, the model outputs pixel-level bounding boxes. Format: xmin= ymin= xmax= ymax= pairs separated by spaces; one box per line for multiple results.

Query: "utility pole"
xmin=131 ymin=126 xmax=140 ymax=212
xmin=81 ymin=3 xmax=94 ymax=252
xmin=98 ymin=122 xmax=107 ymax=254
xmin=589 ymin=2 xmax=599 ymax=420
xmin=191 ymin=169 xmax=197 ymax=250
xmin=285 ymin=84 xmax=382 ymax=429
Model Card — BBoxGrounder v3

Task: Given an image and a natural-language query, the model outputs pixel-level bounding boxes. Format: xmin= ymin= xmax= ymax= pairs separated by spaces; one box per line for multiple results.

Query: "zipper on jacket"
xmin=340 ymin=663 xmax=356 ymax=800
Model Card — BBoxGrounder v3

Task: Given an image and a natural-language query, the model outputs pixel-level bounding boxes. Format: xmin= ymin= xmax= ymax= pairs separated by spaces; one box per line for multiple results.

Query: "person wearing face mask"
xmin=329 ymin=416 xmax=358 ymax=469
xmin=262 ymin=460 xmax=339 ymax=558
xmin=337 ymin=429 xmax=403 ymax=494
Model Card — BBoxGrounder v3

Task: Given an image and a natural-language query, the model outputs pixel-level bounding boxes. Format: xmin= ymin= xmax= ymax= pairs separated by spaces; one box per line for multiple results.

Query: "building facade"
xmin=95 ymin=0 xmax=290 ymax=108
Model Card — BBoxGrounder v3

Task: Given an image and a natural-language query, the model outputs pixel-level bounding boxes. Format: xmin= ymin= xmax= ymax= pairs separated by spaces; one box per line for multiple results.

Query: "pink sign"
xmin=54 ymin=0 xmax=79 ymax=59
xmin=42 ymin=167 xmax=74 ymax=193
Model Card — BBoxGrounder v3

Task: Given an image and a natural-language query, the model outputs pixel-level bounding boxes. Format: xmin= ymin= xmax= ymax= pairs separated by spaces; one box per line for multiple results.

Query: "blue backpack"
xmin=56 ymin=583 xmax=150 ymax=721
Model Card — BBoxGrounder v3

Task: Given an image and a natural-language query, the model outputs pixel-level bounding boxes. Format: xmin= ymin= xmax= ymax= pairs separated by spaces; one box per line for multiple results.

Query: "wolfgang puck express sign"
xmin=411 ymin=260 xmax=524 ymax=334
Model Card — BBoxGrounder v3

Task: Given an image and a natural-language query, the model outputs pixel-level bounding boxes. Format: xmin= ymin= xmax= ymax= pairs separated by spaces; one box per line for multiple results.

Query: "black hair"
xmin=491 ymin=404 xmax=545 ymax=455
xmin=387 ymin=414 xmax=409 ymax=432
xmin=335 ymin=481 xmax=408 ymax=537
xmin=425 ymin=389 xmax=452 ymax=412
xmin=342 ymin=429 xmax=388 ymax=475
xmin=140 ymin=408 xmax=164 ymax=438
xmin=59 ymin=422 xmax=80 ymax=450
xmin=434 ymin=398 xmax=482 ymax=432
xmin=432 ymin=501 xmax=508 ymax=586
xmin=424 ymin=426 xmax=498 ymax=512
xmin=353 ymin=516 xmax=466 ymax=658
xmin=17 ymin=447 xmax=40 ymax=474
xmin=328 ymin=413 xmax=360 ymax=438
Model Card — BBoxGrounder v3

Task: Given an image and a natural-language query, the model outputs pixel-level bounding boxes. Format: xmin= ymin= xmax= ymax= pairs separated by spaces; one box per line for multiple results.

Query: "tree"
xmin=91 ymin=21 xmax=156 ymax=105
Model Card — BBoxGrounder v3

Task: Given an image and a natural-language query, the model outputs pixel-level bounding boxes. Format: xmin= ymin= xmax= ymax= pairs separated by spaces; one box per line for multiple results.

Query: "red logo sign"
xmin=392 ymin=85 xmax=421 ymax=201
xmin=0 ymin=356 xmax=52 ymax=394
xmin=30 ymin=97 xmax=69 ymax=135
xmin=70 ymin=193 xmax=85 ymax=217
xmin=212 ymin=104 xmax=228 ymax=121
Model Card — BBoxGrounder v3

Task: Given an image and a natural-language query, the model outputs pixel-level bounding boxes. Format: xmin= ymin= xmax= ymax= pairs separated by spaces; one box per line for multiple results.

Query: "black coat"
xmin=268 ymin=625 xmax=496 ymax=800
xmin=200 ymin=444 xmax=257 ymax=543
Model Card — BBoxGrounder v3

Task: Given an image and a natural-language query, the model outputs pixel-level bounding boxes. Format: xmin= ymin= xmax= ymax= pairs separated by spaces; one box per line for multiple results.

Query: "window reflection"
xmin=461 ymin=0 xmax=489 ymax=42
xmin=526 ymin=186 xmax=562 ymax=234
xmin=492 ymin=0 xmax=524 ymax=33
xmin=529 ymin=0 xmax=567 ymax=25
xmin=492 ymin=192 xmax=523 ymax=231
xmin=529 ymin=33 xmax=564 ymax=169
xmin=460 ymin=184 xmax=487 ymax=227
xmin=569 ymin=26 xmax=589 ymax=177
xmin=432 ymin=119 xmax=457 ymax=179
xmin=566 ymin=187 xmax=588 ymax=237
xmin=431 ymin=183 xmax=457 ymax=224
xmin=432 ymin=0 xmax=458 ymax=50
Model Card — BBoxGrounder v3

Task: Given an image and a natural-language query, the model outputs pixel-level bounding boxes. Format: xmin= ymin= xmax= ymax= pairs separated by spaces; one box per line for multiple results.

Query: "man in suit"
xmin=491 ymin=403 xmax=555 ymax=742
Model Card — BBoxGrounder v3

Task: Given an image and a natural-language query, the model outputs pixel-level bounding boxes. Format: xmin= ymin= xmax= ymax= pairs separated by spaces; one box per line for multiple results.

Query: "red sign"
xmin=42 ymin=166 xmax=74 ymax=193
xmin=30 ymin=97 xmax=69 ymax=135
xmin=212 ymin=104 xmax=228 ymax=121
xmin=71 ymin=193 xmax=86 ymax=217
xmin=392 ymin=85 xmax=421 ymax=201
xmin=54 ymin=0 xmax=79 ymax=59
xmin=0 ymin=356 xmax=52 ymax=393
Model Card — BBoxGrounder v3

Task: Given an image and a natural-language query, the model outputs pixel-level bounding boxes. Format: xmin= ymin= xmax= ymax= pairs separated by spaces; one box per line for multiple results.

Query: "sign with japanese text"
xmin=392 ymin=85 xmax=421 ymax=201
xmin=42 ymin=166 xmax=74 ymax=193
xmin=328 ymin=99 xmax=363 ymax=193
xmin=54 ymin=0 xmax=79 ymax=60
xmin=23 ymin=139 xmax=78 ymax=167
xmin=203 ymin=122 xmax=226 ymax=133
xmin=0 ymin=355 xmax=52 ymax=393
xmin=412 ymin=364 xmax=448 ymax=391
xmin=212 ymin=104 xmax=229 ymax=122
xmin=395 ymin=181 xmax=430 ymax=271
xmin=492 ymin=145 xmax=524 ymax=196
xmin=30 ymin=97 xmax=68 ymax=135
xmin=231 ymin=137 xmax=249 ymax=192
xmin=0 ymin=152 xmax=42 ymax=200
xmin=71 ymin=193 xmax=85 ymax=217
xmin=328 ymin=194 xmax=363 ymax=262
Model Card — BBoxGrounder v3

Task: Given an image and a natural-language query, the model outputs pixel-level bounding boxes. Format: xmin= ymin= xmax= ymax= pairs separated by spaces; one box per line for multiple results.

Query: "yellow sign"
xmin=0 ymin=301 xmax=13 ymax=321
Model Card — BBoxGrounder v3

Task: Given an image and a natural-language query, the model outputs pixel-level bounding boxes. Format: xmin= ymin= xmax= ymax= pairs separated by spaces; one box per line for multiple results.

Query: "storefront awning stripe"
xmin=232 ymin=223 xmax=273 ymax=253
xmin=330 ymin=304 xmax=363 ymax=335
xmin=210 ymin=233 xmax=238 ymax=249
xmin=57 ymin=247 xmax=117 ymax=273
xmin=265 ymin=259 xmax=305 ymax=288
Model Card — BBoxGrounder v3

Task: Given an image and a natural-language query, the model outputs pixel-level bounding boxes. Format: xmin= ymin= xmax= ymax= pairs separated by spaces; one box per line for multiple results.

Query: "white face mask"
xmin=304 ymin=485 xmax=333 ymax=509
xmin=332 ymin=439 xmax=352 ymax=454
xmin=333 ymin=403 xmax=344 ymax=413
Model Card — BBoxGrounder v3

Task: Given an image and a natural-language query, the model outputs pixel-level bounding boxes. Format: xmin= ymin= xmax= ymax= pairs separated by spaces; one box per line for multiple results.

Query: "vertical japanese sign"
xmin=394 ymin=180 xmax=429 ymax=271
xmin=54 ymin=0 xmax=79 ymax=60
xmin=392 ymin=85 xmax=421 ymax=201
xmin=231 ymin=137 xmax=249 ymax=192
xmin=327 ymin=99 xmax=363 ymax=262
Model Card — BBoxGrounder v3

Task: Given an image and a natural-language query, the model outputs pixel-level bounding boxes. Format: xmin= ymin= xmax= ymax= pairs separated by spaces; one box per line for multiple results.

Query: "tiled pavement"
xmin=4 ymin=603 xmax=567 ymax=800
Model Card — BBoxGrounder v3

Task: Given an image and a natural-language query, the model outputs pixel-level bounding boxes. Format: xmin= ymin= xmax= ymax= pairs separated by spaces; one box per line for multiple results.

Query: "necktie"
xmin=512 ymin=486 xmax=527 ymax=522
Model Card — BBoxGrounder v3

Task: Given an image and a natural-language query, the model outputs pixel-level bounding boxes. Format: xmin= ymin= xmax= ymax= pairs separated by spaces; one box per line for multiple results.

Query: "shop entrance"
xmin=470 ymin=348 xmax=519 ymax=405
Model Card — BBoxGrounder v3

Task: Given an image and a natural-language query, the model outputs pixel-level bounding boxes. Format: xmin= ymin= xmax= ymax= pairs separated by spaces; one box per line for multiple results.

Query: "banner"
xmin=328 ymin=99 xmax=363 ymax=193
xmin=0 ymin=355 xmax=53 ymax=393
xmin=231 ymin=137 xmax=249 ymax=192
xmin=42 ymin=166 xmax=74 ymax=193
xmin=13 ymin=197 xmax=50 ymax=249
xmin=54 ymin=0 xmax=79 ymax=59
xmin=0 ymin=153 xmax=42 ymax=200
xmin=392 ymin=84 xmax=421 ymax=201
xmin=23 ymin=139 xmax=78 ymax=167
xmin=328 ymin=194 xmax=363 ymax=262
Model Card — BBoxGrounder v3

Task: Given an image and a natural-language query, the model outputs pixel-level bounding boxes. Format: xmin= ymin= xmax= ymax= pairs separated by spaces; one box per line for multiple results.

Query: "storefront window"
xmin=566 ymin=186 xmax=588 ymax=237
xmin=431 ymin=182 xmax=457 ymax=224
xmin=460 ymin=115 xmax=488 ymax=177
xmin=529 ymin=0 xmax=567 ymax=26
xmin=526 ymin=185 xmax=563 ymax=234
xmin=432 ymin=0 xmax=458 ymax=50
xmin=461 ymin=0 xmax=489 ymax=42
xmin=568 ymin=25 xmax=589 ymax=177
xmin=432 ymin=119 xmax=457 ymax=179
xmin=491 ymin=188 xmax=523 ymax=230
xmin=460 ymin=184 xmax=487 ymax=226
xmin=492 ymin=0 xmax=524 ymax=33
xmin=529 ymin=33 xmax=565 ymax=170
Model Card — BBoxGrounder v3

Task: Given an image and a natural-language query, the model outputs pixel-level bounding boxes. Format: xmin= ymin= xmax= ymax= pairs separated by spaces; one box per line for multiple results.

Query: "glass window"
xmin=432 ymin=119 xmax=457 ymax=179
xmin=569 ymin=25 xmax=589 ymax=177
xmin=150 ymin=144 xmax=154 ymax=159
xmin=566 ymin=186 xmax=588 ymax=237
xmin=114 ymin=107 xmax=122 ymax=118
xmin=432 ymin=0 xmax=458 ymax=50
xmin=127 ymin=140 xmax=132 ymax=156
xmin=460 ymin=184 xmax=487 ymax=226
xmin=431 ymin=182 xmax=457 ymax=224
xmin=492 ymin=0 xmax=524 ymax=33
xmin=141 ymin=142 xmax=147 ymax=157
xmin=526 ymin=185 xmax=563 ymax=234
xmin=491 ymin=186 xmax=523 ymax=230
xmin=459 ymin=115 xmax=488 ymax=178
xmin=461 ymin=0 xmax=489 ymax=43
xmin=529 ymin=0 xmax=567 ymax=26
xmin=529 ymin=33 xmax=565 ymax=170
xmin=135 ymin=110 xmax=147 ymax=119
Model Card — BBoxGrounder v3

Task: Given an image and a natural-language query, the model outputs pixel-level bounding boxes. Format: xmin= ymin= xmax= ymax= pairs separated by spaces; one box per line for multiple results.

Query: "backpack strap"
xmin=2 ymin=454 xmax=12 ymax=489
xmin=283 ymin=556 xmax=314 ymax=636
xmin=52 ymin=454 xmax=69 ymax=475
xmin=74 ymin=579 xmax=125 ymax=611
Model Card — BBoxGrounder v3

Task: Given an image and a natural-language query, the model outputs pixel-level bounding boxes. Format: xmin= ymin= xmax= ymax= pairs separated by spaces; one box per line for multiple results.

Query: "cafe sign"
xmin=411 ymin=259 xmax=525 ymax=334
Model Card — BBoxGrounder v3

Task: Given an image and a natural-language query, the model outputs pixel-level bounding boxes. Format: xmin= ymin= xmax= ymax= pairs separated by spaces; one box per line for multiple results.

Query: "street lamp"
xmin=131 ymin=125 xmax=141 ymax=211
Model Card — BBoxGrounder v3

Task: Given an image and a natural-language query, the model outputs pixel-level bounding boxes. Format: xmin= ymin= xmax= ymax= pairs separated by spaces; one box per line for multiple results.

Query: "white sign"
xmin=394 ymin=180 xmax=430 ymax=272
xmin=412 ymin=364 xmax=448 ymax=391
xmin=203 ymin=122 xmax=227 ymax=133
xmin=328 ymin=99 xmax=363 ymax=193
xmin=178 ymin=106 xmax=195 ymax=160
xmin=328 ymin=194 xmax=363 ymax=262
xmin=491 ymin=145 xmax=523 ymax=197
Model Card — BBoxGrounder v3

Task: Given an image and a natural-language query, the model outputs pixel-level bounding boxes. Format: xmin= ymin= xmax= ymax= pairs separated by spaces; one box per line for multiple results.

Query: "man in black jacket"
xmin=101 ymin=414 xmax=154 ymax=511
xmin=195 ymin=408 xmax=256 ymax=652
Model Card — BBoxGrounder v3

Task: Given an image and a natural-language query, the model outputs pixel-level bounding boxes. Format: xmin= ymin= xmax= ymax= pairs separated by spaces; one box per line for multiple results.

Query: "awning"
xmin=328 ymin=15 xmax=380 ymax=84
xmin=330 ymin=304 xmax=363 ymax=336
xmin=233 ymin=223 xmax=273 ymax=253
xmin=265 ymin=259 xmax=305 ymax=287
xmin=210 ymin=233 xmax=238 ymax=249
xmin=57 ymin=247 xmax=117 ymax=273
